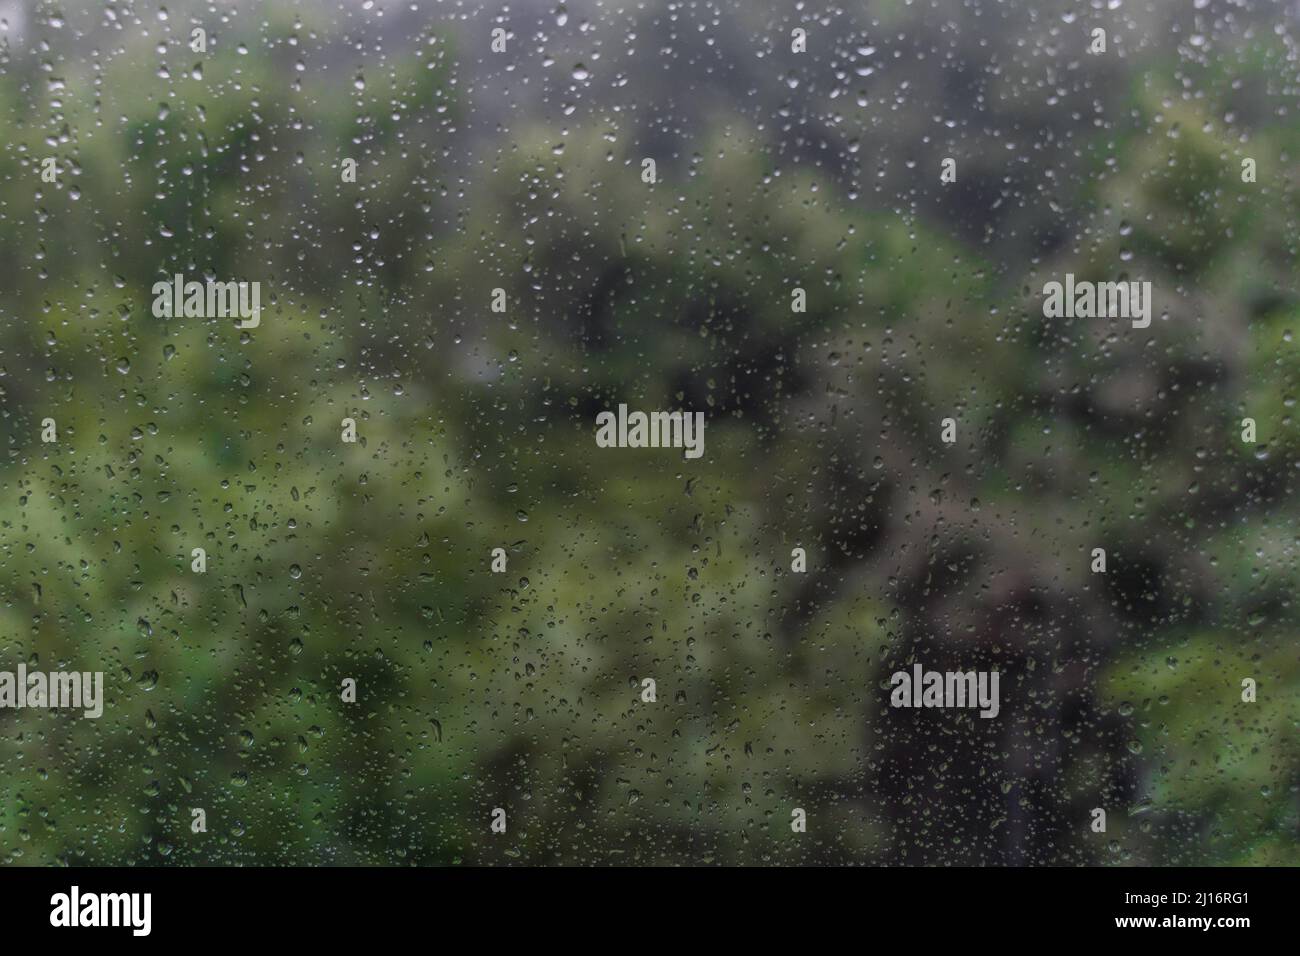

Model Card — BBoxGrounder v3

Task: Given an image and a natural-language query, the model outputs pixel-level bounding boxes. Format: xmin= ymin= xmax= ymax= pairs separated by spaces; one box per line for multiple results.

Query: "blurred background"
xmin=0 ymin=0 xmax=1296 ymax=865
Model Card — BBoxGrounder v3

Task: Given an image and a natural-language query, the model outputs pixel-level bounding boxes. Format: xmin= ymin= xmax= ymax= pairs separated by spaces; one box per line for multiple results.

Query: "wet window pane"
xmin=0 ymin=0 xmax=1295 ymax=869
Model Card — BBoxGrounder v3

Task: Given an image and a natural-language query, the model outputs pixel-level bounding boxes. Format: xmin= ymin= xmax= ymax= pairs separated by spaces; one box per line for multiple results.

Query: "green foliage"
xmin=0 ymin=4 xmax=1295 ymax=866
